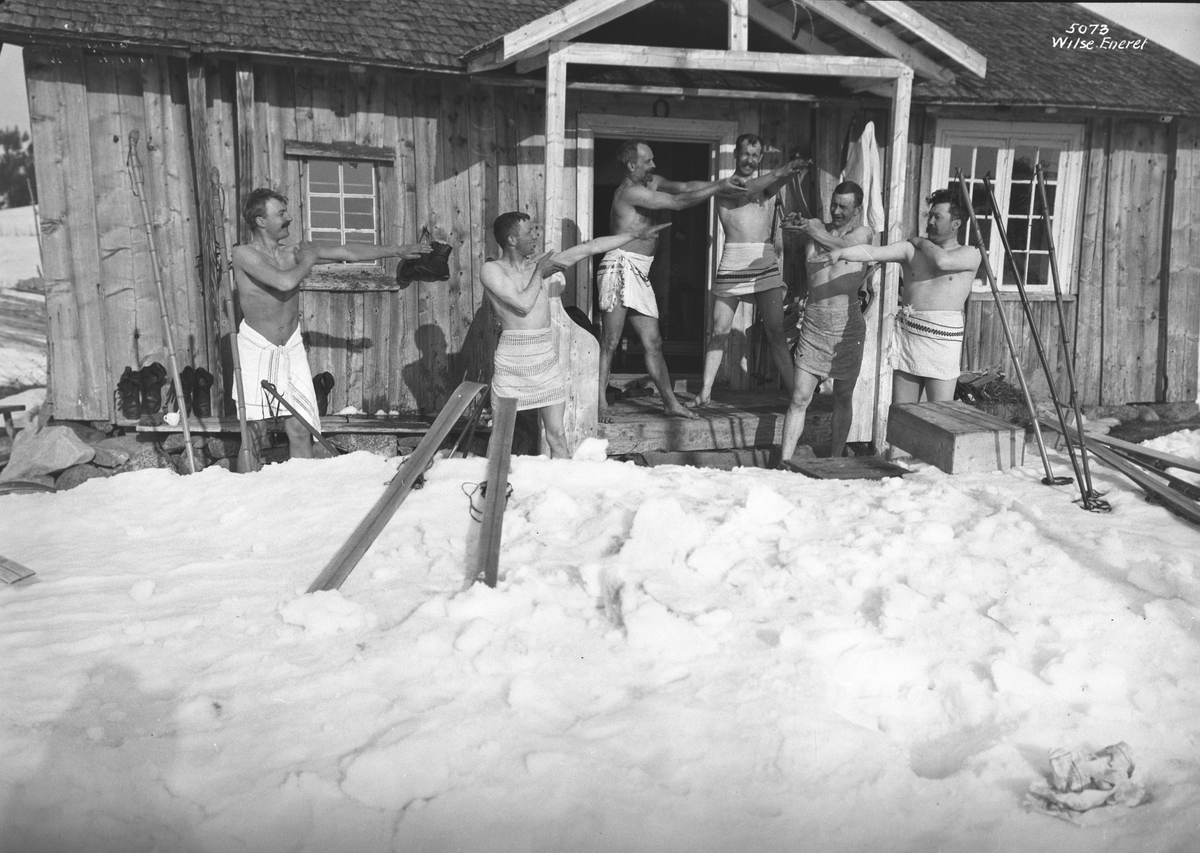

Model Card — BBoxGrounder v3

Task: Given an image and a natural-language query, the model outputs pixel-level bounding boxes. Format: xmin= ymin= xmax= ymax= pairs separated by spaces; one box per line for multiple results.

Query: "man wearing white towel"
xmin=598 ymin=139 xmax=746 ymax=423
xmin=688 ymin=133 xmax=808 ymax=409
xmin=812 ymin=188 xmax=981 ymax=406
xmin=232 ymin=188 xmax=430 ymax=465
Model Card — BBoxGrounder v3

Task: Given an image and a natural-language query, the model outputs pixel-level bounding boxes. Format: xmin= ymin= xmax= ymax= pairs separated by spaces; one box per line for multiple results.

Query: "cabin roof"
xmin=3 ymin=0 xmax=1200 ymax=115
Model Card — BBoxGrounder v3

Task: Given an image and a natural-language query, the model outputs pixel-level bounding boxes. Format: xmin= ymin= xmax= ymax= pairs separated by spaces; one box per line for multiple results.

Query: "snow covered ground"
xmin=2 ymin=433 xmax=1199 ymax=852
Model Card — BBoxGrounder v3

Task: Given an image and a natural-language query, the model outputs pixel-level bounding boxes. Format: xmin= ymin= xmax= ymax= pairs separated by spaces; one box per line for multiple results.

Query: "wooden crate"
xmin=887 ymin=401 xmax=1025 ymax=475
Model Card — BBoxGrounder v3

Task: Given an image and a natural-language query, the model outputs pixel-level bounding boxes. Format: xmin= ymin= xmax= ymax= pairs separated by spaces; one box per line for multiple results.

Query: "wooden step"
xmin=887 ymin=401 xmax=1025 ymax=475
xmin=782 ymin=455 xmax=910 ymax=480
xmin=639 ymin=448 xmax=775 ymax=470
xmin=597 ymin=390 xmax=831 ymax=454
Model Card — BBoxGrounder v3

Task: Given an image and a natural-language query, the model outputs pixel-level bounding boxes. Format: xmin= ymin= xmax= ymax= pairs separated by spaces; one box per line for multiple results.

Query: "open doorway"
xmin=591 ymin=137 xmax=712 ymax=375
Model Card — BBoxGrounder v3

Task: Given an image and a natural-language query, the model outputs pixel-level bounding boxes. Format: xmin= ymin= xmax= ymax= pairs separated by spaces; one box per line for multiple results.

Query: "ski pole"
xmin=126 ymin=131 xmax=196 ymax=474
xmin=982 ymin=173 xmax=1104 ymax=510
xmin=260 ymin=380 xmax=341 ymax=457
xmin=954 ymin=169 xmax=1065 ymax=486
xmin=1035 ymin=162 xmax=1106 ymax=507
xmin=211 ymin=169 xmax=259 ymax=473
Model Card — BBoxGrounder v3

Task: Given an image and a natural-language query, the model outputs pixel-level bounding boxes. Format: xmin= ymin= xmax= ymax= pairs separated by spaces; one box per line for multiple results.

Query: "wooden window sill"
xmin=969 ymin=290 xmax=1075 ymax=302
xmin=300 ymin=269 xmax=400 ymax=292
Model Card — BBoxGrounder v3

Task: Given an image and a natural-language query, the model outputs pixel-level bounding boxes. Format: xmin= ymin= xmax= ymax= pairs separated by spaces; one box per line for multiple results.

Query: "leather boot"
xmin=116 ymin=367 xmax=141 ymax=420
xmin=192 ymin=368 xmax=214 ymax=417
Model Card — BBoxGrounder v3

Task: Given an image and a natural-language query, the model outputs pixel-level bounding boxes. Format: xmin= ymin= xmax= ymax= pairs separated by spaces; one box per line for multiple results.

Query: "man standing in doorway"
xmin=232 ymin=188 xmax=430 ymax=465
xmin=778 ymin=181 xmax=873 ymax=462
xmin=811 ymin=188 xmax=980 ymax=405
xmin=688 ymin=133 xmax=808 ymax=408
xmin=598 ymin=139 xmax=745 ymax=422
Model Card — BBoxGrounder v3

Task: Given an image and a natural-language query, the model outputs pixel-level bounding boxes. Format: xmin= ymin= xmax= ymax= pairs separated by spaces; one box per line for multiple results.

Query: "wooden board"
xmin=476 ymin=395 xmax=518 ymax=589
xmin=640 ymin=448 xmax=774 ymax=470
xmin=137 ymin=415 xmax=433 ymax=436
xmin=782 ymin=455 xmax=910 ymax=480
xmin=1038 ymin=419 xmax=1200 ymax=477
xmin=306 ymin=381 xmax=485 ymax=592
xmin=1081 ymin=438 xmax=1200 ymax=526
xmin=1 ymin=555 xmax=36 ymax=585
xmin=887 ymin=401 xmax=1025 ymax=474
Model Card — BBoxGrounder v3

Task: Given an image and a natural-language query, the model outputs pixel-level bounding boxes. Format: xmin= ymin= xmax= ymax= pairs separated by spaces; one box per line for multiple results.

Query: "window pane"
xmin=309 ymin=160 xmax=341 ymax=193
xmin=1008 ymin=218 xmax=1029 ymax=251
xmin=1037 ymin=148 xmax=1062 ymax=182
xmin=310 ymin=195 xmax=340 ymax=214
xmin=344 ymin=232 xmax=376 ymax=245
xmin=1039 ymin=184 xmax=1058 ymax=218
xmin=1030 ymin=216 xmax=1049 ymax=251
xmin=1002 ymin=251 xmax=1026 ymax=286
xmin=1008 ymin=183 xmax=1031 ymax=216
xmin=342 ymin=162 xmax=375 ymax=192
xmin=1013 ymin=146 xmax=1037 ymax=180
xmin=311 ymin=233 xmax=341 ymax=249
xmin=310 ymin=210 xmax=341 ymax=230
xmin=970 ymin=184 xmax=989 ymax=216
xmin=344 ymin=197 xmax=374 ymax=216
xmin=344 ymin=213 xmax=375 ymax=230
xmin=949 ymin=145 xmax=975 ymax=179
xmin=974 ymin=146 xmax=998 ymax=178
xmin=1026 ymin=253 xmax=1049 ymax=286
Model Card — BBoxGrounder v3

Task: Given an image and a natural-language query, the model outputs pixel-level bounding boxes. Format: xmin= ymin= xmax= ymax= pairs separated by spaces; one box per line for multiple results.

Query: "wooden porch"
xmin=596 ymin=377 xmax=832 ymax=457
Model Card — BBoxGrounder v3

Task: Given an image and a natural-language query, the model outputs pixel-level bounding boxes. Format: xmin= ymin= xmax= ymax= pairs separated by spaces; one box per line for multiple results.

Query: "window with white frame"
xmin=303 ymin=158 xmax=380 ymax=264
xmin=930 ymin=120 xmax=1085 ymax=294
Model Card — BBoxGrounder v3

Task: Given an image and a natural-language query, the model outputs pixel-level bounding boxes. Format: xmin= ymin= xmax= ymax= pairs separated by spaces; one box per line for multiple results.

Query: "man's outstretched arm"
xmin=814 ymin=241 xmax=914 ymax=267
xmin=549 ymin=223 xmax=670 ymax=268
xmin=314 ymin=242 xmax=431 ymax=264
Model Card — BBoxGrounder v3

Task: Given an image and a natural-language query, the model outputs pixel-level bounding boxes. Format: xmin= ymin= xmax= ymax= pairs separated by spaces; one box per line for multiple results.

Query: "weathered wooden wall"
xmin=906 ymin=107 xmax=1196 ymax=408
xmin=27 ymin=48 xmax=211 ymax=421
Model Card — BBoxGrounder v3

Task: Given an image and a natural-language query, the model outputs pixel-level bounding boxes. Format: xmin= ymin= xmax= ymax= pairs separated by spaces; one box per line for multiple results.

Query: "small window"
xmin=931 ymin=121 xmax=1085 ymax=293
xmin=303 ymin=159 xmax=380 ymax=265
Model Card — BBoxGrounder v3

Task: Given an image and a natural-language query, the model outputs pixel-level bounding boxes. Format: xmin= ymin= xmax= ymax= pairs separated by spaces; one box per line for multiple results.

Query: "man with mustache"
xmin=598 ymin=139 xmax=746 ymax=423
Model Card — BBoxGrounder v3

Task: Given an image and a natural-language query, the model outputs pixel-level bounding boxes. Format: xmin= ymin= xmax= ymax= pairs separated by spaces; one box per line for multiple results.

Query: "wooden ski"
xmin=1073 ymin=428 xmax=1200 ymax=477
xmin=307 ymin=381 xmax=486 ymax=593
xmin=476 ymin=395 xmax=518 ymax=588
xmin=1040 ymin=419 xmax=1200 ymax=525
xmin=1 ymin=555 xmax=36 ymax=585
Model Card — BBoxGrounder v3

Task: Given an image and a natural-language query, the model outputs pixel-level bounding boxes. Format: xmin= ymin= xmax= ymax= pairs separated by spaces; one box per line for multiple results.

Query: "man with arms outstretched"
xmin=778 ymin=181 xmax=873 ymax=462
xmin=482 ymin=212 xmax=668 ymax=458
xmin=598 ymin=139 xmax=745 ymax=422
xmin=232 ymin=188 xmax=430 ymax=465
xmin=689 ymin=133 xmax=807 ymax=408
xmin=811 ymin=188 xmax=981 ymax=406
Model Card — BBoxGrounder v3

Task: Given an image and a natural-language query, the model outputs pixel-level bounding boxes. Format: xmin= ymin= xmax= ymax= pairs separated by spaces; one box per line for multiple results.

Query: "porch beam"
xmin=872 ymin=67 xmax=913 ymax=451
xmin=727 ymin=0 xmax=750 ymax=51
xmin=797 ymin=0 xmax=957 ymax=84
xmin=560 ymin=43 xmax=909 ymax=77
xmin=467 ymin=0 xmax=655 ymax=73
xmin=747 ymin=0 xmax=843 ymax=55
xmin=861 ymin=0 xmax=987 ymax=77
xmin=569 ymin=82 xmax=823 ymax=102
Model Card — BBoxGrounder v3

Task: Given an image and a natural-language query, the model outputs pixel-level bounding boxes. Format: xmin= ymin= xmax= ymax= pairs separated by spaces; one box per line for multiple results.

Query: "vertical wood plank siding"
xmin=1168 ymin=119 xmax=1200 ymax=402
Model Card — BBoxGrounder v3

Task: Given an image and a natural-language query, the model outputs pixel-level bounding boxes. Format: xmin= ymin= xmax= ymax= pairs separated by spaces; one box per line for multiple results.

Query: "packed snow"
xmin=2 ymin=429 xmax=1200 ymax=852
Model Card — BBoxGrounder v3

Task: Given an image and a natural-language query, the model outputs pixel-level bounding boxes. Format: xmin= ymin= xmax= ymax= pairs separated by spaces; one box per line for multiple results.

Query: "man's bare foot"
xmin=663 ymin=401 xmax=699 ymax=420
xmin=685 ymin=394 xmax=711 ymax=409
xmin=598 ymin=405 xmax=614 ymax=424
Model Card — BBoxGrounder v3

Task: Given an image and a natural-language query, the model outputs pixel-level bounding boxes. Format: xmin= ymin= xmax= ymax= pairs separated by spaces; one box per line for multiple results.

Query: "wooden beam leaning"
xmin=727 ymin=0 xmax=750 ymax=52
xmin=871 ymin=69 xmax=912 ymax=452
xmin=559 ymin=43 xmax=909 ymax=77
xmin=306 ymin=381 xmax=486 ymax=593
xmin=467 ymin=0 xmax=657 ymax=73
xmin=798 ymin=0 xmax=957 ymax=84
xmin=477 ymin=396 xmax=519 ymax=588
xmin=860 ymin=0 xmax=988 ymax=77
xmin=747 ymin=0 xmax=843 ymax=55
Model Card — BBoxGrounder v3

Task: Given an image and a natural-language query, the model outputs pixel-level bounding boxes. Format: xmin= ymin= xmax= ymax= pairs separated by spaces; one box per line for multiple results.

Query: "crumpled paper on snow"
xmin=1025 ymin=742 xmax=1149 ymax=825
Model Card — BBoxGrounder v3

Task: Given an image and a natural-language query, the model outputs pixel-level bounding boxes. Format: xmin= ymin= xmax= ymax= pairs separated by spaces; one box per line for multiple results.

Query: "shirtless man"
xmin=482 ymin=212 xmax=667 ymax=457
xmin=688 ymin=134 xmax=807 ymax=408
xmin=597 ymin=139 xmax=745 ymax=422
xmin=232 ymin=188 xmax=430 ymax=465
xmin=812 ymin=188 xmax=981 ymax=405
xmin=778 ymin=181 xmax=874 ymax=462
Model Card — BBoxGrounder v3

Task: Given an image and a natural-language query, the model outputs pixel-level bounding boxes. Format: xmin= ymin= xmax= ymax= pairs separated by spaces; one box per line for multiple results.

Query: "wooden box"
xmin=887 ymin=401 xmax=1025 ymax=474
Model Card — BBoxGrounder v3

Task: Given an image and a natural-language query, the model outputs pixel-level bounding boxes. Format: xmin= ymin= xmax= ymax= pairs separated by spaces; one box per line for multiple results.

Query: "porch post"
xmin=872 ymin=67 xmax=913 ymax=450
xmin=544 ymin=44 xmax=600 ymax=454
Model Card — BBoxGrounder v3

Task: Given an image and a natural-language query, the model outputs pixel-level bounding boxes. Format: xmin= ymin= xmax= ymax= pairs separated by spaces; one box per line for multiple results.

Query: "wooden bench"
xmin=887 ymin=401 xmax=1025 ymax=475
xmin=1 ymin=404 xmax=25 ymax=439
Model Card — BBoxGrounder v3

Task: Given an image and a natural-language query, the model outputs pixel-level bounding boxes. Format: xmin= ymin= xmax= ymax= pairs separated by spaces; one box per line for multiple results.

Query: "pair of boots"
xmin=396 ymin=226 xmax=452 ymax=288
xmin=180 ymin=367 xmax=214 ymax=418
xmin=115 ymin=363 xmax=167 ymax=420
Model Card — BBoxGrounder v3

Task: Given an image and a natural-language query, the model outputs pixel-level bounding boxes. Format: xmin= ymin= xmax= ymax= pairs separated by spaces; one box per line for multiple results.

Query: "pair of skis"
xmin=955 ymin=167 xmax=1109 ymax=512
xmin=305 ymin=382 xmax=517 ymax=593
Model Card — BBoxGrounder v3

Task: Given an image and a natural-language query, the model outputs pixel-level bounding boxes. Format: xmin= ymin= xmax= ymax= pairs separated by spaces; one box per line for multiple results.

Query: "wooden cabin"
xmin=3 ymin=0 xmax=1199 ymax=455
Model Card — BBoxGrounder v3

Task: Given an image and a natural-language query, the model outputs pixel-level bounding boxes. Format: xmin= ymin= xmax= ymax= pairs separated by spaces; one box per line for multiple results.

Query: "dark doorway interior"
xmin=592 ymin=138 xmax=711 ymax=375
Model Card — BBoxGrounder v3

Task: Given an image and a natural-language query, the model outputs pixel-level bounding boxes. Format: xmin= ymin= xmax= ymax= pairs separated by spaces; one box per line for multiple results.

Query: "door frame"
xmin=574 ymin=114 xmax=738 ymax=335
